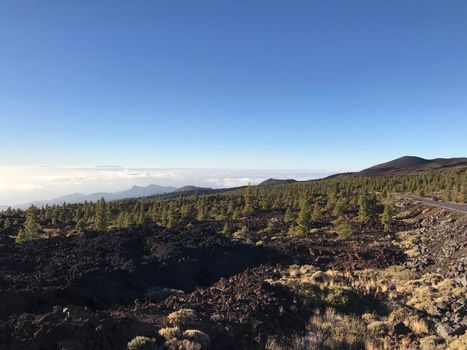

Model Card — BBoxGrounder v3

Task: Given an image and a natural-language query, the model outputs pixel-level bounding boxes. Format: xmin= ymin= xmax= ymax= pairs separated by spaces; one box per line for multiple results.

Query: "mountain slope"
xmin=176 ymin=186 xmax=213 ymax=193
xmin=258 ymin=178 xmax=297 ymax=186
xmin=358 ymin=156 xmax=467 ymax=176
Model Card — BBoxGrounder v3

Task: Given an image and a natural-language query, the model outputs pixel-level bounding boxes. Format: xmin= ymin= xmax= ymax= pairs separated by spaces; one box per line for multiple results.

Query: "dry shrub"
xmin=435 ymin=278 xmax=455 ymax=291
xmin=167 ymin=309 xmax=197 ymax=327
xmin=388 ymin=308 xmax=408 ymax=323
xmin=361 ymin=313 xmax=376 ymax=322
xmin=382 ymin=266 xmax=417 ymax=282
xmin=299 ymin=264 xmax=318 ymax=275
xmin=127 ymin=336 xmax=157 ymax=350
xmin=367 ymin=321 xmax=390 ymax=335
xmin=288 ymin=264 xmax=301 ymax=277
xmin=405 ymin=315 xmax=429 ymax=334
xmin=266 ymin=308 xmax=382 ymax=350
xmin=447 ymin=331 xmax=467 ymax=350
xmin=159 ymin=327 xmax=182 ymax=340
xmin=309 ymin=271 xmax=327 ymax=284
xmin=419 ymin=335 xmax=443 ymax=350
xmin=182 ymin=330 xmax=210 ymax=349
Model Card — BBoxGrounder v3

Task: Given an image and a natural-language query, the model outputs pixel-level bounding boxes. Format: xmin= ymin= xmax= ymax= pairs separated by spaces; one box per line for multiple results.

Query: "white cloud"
xmin=0 ymin=166 xmax=334 ymax=206
xmin=0 ymin=182 xmax=43 ymax=192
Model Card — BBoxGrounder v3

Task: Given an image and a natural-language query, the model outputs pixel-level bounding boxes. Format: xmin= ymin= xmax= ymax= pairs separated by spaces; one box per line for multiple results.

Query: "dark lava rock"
xmin=0 ymin=226 xmax=277 ymax=317
xmin=393 ymin=321 xmax=412 ymax=335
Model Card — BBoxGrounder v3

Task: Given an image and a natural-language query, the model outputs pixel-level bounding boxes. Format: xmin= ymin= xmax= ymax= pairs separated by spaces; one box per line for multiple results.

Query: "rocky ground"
xmin=0 ymin=199 xmax=466 ymax=350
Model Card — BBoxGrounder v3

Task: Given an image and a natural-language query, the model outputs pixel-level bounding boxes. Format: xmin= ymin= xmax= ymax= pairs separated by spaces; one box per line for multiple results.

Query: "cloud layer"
xmin=0 ymin=167 xmax=333 ymax=206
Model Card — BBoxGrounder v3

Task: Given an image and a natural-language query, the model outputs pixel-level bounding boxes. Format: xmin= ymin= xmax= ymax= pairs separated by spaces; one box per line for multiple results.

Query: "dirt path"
xmin=401 ymin=195 xmax=467 ymax=215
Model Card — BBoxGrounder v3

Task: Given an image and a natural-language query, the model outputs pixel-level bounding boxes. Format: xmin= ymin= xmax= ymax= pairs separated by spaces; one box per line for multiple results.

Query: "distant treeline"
xmin=1 ymin=169 xmax=466 ymax=243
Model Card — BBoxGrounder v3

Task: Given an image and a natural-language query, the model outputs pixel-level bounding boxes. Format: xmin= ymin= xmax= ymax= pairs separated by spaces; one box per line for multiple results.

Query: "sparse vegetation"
xmin=127 ymin=336 xmax=157 ymax=350
xmin=1 ymin=165 xmax=466 ymax=349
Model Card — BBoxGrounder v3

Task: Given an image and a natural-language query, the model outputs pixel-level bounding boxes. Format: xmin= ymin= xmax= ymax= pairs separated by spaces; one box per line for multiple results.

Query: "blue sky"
xmin=0 ymin=1 xmax=466 ymax=203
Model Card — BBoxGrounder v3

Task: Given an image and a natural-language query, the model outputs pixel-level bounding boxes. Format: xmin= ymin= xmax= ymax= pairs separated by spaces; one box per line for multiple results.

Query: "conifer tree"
xmin=272 ymin=195 xmax=283 ymax=209
xmin=76 ymin=217 xmax=86 ymax=233
xmin=295 ymin=199 xmax=312 ymax=235
xmin=3 ymin=218 xmax=12 ymax=229
xmin=232 ymin=209 xmax=241 ymax=220
xmin=333 ymin=198 xmax=345 ymax=216
xmin=381 ymin=203 xmax=394 ymax=232
xmin=117 ymin=211 xmax=130 ymax=228
xmin=284 ymin=207 xmax=294 ymax=223
xmin=326 ymin=192 xmax=337 ymax=211
xmin=222 ymin=221 xmax=231 ymax=236
xmin=358 ymin=193 xmax=377 ymax=223
xmin=333 ymin=216 xmax=353 ymax=240
xmin=166 ymin=205 xmax=176 ymax=228
xmin=180 ymin=202 xmax=192 ymax=218
xmin=243 ymin=184 xmax=255 ymax=215
xmin=461 ymin=185 xmax=467 ymax=203
xmin=312 ymin=203 xmax=322 ymax=221
xmin=16 ymin=206 xmax=40 ymax=243
xmin=197 ymin=196 xmax=209 ymax=221
xmin=227 ymin=199 xmax=236 ymax=214
xmin=95 ymin=198 xmax=109 ymax=232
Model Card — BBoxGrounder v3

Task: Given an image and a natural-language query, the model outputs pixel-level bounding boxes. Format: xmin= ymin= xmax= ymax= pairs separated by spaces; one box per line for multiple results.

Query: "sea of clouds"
xmin=0 ymin=166 xmax=334 ymax=206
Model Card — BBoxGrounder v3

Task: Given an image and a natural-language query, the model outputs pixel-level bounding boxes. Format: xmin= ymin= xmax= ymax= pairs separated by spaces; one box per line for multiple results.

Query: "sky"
xmin=0 ymin=0 xmax=466 ymax=205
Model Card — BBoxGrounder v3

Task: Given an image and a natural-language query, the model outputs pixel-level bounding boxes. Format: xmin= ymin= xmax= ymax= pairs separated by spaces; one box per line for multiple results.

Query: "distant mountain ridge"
xmin=176 ymin=186 xmax=214 ymax=193
xmin=258 ymin=178 xmax=297 ymax=186
xmin=2 ymin=156 xmax=466 ymax=210
xmin=357 ymin=156 xmax=467 ymax=176
xmin=8 ymin=184 xmax=177 ymax=209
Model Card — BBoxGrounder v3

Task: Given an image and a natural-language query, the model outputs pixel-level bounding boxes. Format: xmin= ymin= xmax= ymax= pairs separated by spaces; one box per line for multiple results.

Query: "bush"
xmin=325 ymin=287 xmax=351 ymax=309
xmin=159 ymin=326 xmax=182 ymax=340
xmin=265 ymin=308 xmax=381 ymax=350
xmin=127 ymin=336 xmax=157 ymax=350
xmin=167 ymin=309 xmax=197 ymax=327
xmin=367 ymin=321 xmax=390 ymax=335
xmin=183 ymin=329 xmax=211 ymax=349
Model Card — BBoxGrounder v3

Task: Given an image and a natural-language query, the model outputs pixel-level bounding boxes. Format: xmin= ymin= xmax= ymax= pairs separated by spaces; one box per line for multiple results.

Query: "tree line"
xmin=1 ymin=168 xmax=465 ymax=243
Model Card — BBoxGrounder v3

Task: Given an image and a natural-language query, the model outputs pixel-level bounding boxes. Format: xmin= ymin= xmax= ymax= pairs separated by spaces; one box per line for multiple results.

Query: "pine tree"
xmin=295 ymin=200 xmax=312 ymax=235
xmin=333 ymin=198 xmax=345 ymax=216
xmin=457 ymin=185 xmax=467 ymax=203
xmin=3 ymin=218 xmax=11 ymax=229
xmin=326 ymin=192 xmax=336 ymax=211
xmin=180 ymin=203 xmax=192 ymax=218
xmin=95 ymin=198 xmax=108 ymax=232
xmin=358 ymin=193 xmax=377 ymax=223
xmin=243 ymin=184 xmax=255 ymax=216
xmin=166 ymin=206 xmax=176 ymax=228
xmin=16 ymin=206 xmax=40 ymax=243
xmin=15 ymin=228 xmax=27 ymax=244
xmin=227 ymin=199 xmax=236 ymax=214
xmin=333 ymin=216 xmax=352 ymax=240
xmin=312 ymin=203 xmax=322 ymax=221
xmin=117 ymin=211 xmax=130 ymax=228
xmin=197 ymin=196 xmax=209 ymax=221
xmin=222 ymin=221 xmax=231 ymax=236
xmin=272 ymin=195 xmax=283 ymax=209
xmin=381 ymin=203 xmax=394 ymax=232
xmin=284 ymin=207 xmax=294 ymax=223
xmin=444 ymin=187 xmax=452 ymax=202
xmin=76 ymin=217 xmax=86 ymax=233
xmin=136 ymin=199 xmax=149 ymax=226
xmin=260 ymin=198 xmax=272 ymax=210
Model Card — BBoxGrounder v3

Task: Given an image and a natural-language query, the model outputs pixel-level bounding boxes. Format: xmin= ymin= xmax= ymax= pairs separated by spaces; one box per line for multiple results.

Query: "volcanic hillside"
xmin=357 ymin=156 xmax=467 ymax=176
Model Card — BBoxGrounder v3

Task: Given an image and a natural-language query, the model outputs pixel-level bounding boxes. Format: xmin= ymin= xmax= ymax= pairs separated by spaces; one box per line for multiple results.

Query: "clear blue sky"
xmin=0 ymin=0 xmax=466 ymax=171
